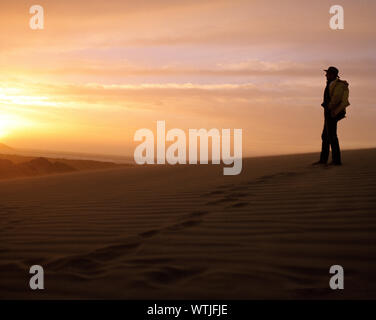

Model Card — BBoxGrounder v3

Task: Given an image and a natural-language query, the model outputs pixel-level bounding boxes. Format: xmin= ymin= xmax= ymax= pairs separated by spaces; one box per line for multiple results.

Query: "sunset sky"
xmin=1 ymin=0 xmax=375 ymax=157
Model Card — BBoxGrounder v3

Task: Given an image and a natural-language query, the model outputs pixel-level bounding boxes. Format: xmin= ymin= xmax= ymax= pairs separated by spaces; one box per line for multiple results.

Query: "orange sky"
xmin=1 ymin=0 xmax=376 ymax=157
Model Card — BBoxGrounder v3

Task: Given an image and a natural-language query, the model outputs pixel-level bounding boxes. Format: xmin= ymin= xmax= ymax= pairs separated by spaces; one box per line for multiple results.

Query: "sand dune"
xmin=0 ymin=154 xmax=125 ymax=180
xmin=0 ymin=149 xmax=376 ymax=299
xmin=0 ymin=143 xmax=14 ymax=153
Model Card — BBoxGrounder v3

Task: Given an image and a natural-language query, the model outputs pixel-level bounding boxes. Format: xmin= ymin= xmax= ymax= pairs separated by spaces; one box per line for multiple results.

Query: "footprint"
xmin=201 ymin=189 xmax=226 ymax=198
xmin=206 ymin=197 xmax=237 ymax=205
xmin=185 ymin=210 xmax=209 ymax=218
xmin=139 ymin=229 xmax=160 ymax=238
xmin=129 ymin=257 xmax=173 ymax=265
xmin=208 ymin=190 xmax=225 ymax=196
xmin=145 ymin=266 xmax=205 ymax=284
xmin=88 ymin=241 xmax=141 ymax=261
xmin=282 ymin=172 xmax=299 ymax=177
xmin=228 ymin=192 xmax=248 ymax=198
xmin=229 ymin=186 xmax=244 ymax=192
xmin=230 ymin=202 xmax=249 ymax=208
xmin=166 ymin=219 xmax=201 ymax=231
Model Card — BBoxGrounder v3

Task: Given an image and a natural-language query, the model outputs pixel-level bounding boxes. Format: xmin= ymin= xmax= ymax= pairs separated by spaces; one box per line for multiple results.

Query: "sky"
xmin=0 ymin=0 xmax=376 ymax=157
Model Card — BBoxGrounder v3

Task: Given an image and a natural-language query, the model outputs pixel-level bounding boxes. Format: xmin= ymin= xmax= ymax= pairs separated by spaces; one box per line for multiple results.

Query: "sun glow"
xmin=0 ymin=114 xmax=31 ymax=138
xmin=0 ymin=87 xmax=59 ymax=108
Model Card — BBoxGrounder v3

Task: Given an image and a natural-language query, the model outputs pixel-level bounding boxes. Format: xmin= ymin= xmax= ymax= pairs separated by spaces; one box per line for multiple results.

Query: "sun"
xmin=0 ymin=114 xmax=30 ymax=138
xmin=0 ymin=128 xmax=6 ymax=138
xmin=0 ymin=118 xmax=11 ymax=138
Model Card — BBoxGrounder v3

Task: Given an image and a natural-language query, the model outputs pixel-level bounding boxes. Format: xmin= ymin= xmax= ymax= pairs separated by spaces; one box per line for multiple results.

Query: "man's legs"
xmin=327 ymin=116 xmax=342 ymax=164
xmin=319 ymin=119 xmax=330 ymax=163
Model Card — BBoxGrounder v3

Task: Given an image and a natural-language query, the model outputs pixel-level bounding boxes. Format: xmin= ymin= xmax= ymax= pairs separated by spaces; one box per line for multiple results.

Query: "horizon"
xmin=2 ymin=140 xmax=376 ymax=163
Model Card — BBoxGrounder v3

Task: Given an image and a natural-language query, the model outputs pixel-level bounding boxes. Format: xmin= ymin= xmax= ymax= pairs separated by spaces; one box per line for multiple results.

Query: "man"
xmin=313 ymin=66 xmax=350 ymax=166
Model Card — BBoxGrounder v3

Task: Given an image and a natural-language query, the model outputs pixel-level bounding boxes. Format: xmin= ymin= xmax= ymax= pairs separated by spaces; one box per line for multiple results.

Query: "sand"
xmin=0 ymin=149 xmax=375 ymax=299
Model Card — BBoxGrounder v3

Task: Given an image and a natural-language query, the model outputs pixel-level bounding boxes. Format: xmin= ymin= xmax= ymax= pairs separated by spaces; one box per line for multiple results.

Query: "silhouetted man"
xmin=313 ymin=66 xmax=350 ymax=166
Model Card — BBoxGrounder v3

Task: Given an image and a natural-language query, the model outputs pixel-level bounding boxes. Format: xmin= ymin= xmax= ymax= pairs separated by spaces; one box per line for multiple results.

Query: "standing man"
xmin=313 ymin=66 xmax=350 ymax=166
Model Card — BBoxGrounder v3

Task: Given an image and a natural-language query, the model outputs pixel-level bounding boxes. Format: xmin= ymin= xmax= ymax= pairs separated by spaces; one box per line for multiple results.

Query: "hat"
xmin=324 ymin=66 xmax=339 ymax=76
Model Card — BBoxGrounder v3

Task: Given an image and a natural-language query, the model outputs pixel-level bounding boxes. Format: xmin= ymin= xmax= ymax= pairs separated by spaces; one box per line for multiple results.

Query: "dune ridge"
xmin=0 ymin=154 xmax=126 ymax=180
xmin=0 ymin=143 xmax=14 ymax=153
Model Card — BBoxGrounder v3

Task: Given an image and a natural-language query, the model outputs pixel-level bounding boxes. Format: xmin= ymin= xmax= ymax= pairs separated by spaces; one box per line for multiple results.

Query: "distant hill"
xmin=0 ymin=143 xmax=14 ymax=153
xmin=17 ymin=157 xmax=76 ymax=176
xmin=0 ymin=154 xmax=128 ymax=180
xmin=0 ymin=157 xmax=76 ymax=179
